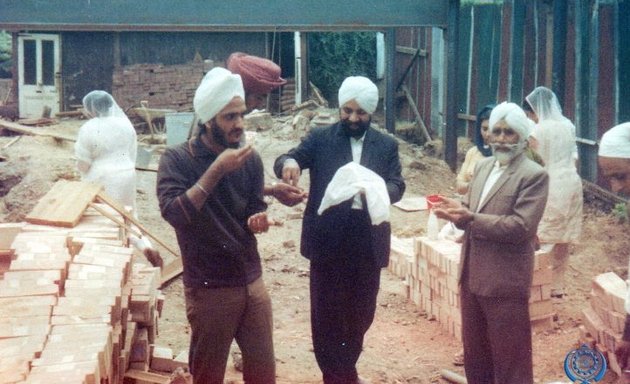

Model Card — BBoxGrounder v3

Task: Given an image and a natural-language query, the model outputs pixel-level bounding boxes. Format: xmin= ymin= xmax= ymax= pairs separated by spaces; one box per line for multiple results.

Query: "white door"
xmin=18 ymin=34 xmax=61 ymax=119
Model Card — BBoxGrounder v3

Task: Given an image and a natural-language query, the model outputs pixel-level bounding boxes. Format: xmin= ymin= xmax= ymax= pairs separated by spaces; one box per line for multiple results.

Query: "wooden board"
xmin=160 ymin=257 xmax=182 ymax=287
xmin=0 ymin=118 xmax=76 ymax=142
xmin=0 ymin=223 xmax=25 ymax=249
xmin=123 ymin=368 xmax=170 ymax=384
xmin=25 ymin=180 xmax=103 ymax=228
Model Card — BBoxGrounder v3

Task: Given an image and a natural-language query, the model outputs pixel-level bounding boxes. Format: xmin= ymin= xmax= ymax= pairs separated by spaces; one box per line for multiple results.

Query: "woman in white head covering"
xmin=524 ymin=86 xmax=583 ymax=298
xmin=75 ymin=90 xmax=137 ymax=208
xmin=75 ymin=90 xmax=162 ymax=267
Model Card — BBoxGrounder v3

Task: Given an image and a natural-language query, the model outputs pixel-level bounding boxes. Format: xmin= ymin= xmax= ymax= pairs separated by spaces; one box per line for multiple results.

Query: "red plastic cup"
xmin=426 ymin=194 xmax=441 ymax=210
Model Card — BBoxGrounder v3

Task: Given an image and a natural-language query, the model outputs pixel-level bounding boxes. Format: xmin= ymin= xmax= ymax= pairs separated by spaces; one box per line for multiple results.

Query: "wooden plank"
xmin=2 ymin=269 xmax=62 ymax=285
xmin=55 ymin=110 xmax=85 ymax=118
xmin=68 ymin=263 xmax=124 ymax=283
xmin=0 ymin=118 xmax=76 ymax=142
xmin=96 ymin=192 xmax=181 ymax=259
xmin=0 ymin=323 xmax=51 ymax=338
xmin=124 ymin=368 xmax=170 ymax=384
xmin=583 ymin=180 xmax=628 ymax=207
xmin=457 ymin=112 xmax=477 ymax=122
xmin=27 ymin=360 xmax=100 ymax=384
xmin=401 ymin=84 xmax=432 ymax=142
xmin=396 ymin=45 xmax=427 ymax=56
xmin=73 ymin=252 xmax=130 ymax=284
xmin=53 ymin=302 xmax=114 ymax=323
xmin=25 ymin=180 xmax=103 ymax=228
xmin=0 ymin=335 xmax=47 ymax=358
xmin=0 ymin=280 xmax=60 ymax=298
xmin=9 ymin=252 xmax=69 ymax=274
xmin=150 ymin=346 xmax=176 ymax=373
xmin=65 ymin=279 xmax=123 ymax=290
xmin=0 ymin=223 xmax=25 ymax=249
xmin=38 ymin=343 xmax=109 ymax=381
xmin=0 ymin=355 xmax=32 ymax=376
xmin=0 ymin=296 xmax=56 ymax=318
xmin=17 ymin=117 xmax=57 ymax=126
xmin=160 ymin=257 xmax=183 ymax=287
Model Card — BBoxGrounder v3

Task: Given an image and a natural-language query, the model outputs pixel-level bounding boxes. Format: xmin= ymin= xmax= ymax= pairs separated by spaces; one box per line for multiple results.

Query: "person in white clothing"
xmin=524 ymin=86 xmax=582 ymax=298
xmin=75 ymin=90 xmax=162 ymax=268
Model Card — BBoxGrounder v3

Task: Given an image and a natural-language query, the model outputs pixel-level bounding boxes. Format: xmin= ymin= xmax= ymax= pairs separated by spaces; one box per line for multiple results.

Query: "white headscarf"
xmin=488 ymin=102 xmax=530 ymax=142
xmin=193 ymin=67 xmax=245 ymax=123
xmin=525 ymin=86 xmax=566 ymax=122
xmin=83 ymin=90 xmax=126 ymax=118
xmin=599 ymin=122 xmax=630 ymax=158
xmin=338 ymin=76 xmax=379 ymax=114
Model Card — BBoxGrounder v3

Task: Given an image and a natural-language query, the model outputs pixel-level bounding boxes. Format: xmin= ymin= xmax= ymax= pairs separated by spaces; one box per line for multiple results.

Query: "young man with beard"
xmin=157 ymin=67 xmax=276 ymax=384
xmin=599 ymin=123 xmax=630 ymax=379
xmin=225 ymin=52 xmax=307 ymax=207
xmin=433 ymin=102 xmax=549 ymax=384
xmin=274 ymin=76 xmax=406 ymax=384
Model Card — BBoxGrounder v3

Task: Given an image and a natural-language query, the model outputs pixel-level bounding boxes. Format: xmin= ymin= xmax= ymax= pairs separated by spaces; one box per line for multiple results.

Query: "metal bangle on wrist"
xmin=270 ymin=182 xmax=278 ymax=198
xmin=195 ymin=183 xmax=209 ymax=196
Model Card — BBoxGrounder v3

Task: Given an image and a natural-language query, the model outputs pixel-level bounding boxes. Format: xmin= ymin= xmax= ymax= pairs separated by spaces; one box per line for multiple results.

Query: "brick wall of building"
xmin=112 ymin=61 xmax=208 ymax=112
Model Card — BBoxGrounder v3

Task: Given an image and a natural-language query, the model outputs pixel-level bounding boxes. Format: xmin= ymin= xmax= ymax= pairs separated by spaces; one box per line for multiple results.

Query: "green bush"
xmin=613 ymin=202 xmax=629 ymax=224
xmin=0 ymin=31 xmax=12 ymax=78
xmin=308 ymin=32 xmax=376 ymax=104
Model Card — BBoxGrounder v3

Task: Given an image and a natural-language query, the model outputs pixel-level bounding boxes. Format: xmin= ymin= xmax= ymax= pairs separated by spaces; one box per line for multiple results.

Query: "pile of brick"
xmin=0 ymin=204 xmax=172 ymax=384
xmin=580 ymin=271 xmax=628 ymax=376
xmin=112 ymin=62 xmax=206 ymax=111
xmin=389 ymin=235 xmax=555 ymax=341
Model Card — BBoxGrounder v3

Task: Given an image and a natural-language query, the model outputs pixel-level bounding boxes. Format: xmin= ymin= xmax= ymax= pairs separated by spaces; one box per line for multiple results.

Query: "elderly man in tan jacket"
xmin=434 ymin=102 xmax=549 ymax=384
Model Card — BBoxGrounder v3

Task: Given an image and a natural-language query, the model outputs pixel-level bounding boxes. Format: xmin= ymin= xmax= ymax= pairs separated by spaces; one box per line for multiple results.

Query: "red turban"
xmin=226 ymin=52 xmax=287 ymax=95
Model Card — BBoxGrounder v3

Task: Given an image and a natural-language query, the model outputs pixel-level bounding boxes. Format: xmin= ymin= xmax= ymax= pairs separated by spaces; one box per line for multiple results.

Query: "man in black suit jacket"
xmin=434 ymin=102 xmax=549 ymax=384
xmin=274 ymin=76 xmax=405 ymax=384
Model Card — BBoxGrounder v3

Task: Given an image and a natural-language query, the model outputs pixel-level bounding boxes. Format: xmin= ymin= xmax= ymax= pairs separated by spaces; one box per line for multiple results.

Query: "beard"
xmin=340 ymin=117 xmax=371 ymax=138
xmin=210 ymin=120 xmax=241 ymax=149
xmin=490 ymin=141 xmax=526 ymax=165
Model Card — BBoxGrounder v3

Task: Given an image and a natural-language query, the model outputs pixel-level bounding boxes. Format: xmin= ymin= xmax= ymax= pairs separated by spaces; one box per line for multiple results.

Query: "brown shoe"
xmin=452 ymin=351 xmax=464 ymax=366
xmin=550 ymin=288 xmax=566 ymax=298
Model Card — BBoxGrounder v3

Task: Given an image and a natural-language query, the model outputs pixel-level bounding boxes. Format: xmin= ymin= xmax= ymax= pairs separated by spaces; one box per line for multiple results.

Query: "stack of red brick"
xmin=112 ymin=62 xmax=206 ymax=111
xmin=580 ymin=271 xmax=628 ymax=376
xmin=0 ymin=205 xmax=166 ymax=384
xmin=389 ymin=235 xmax=555 ymax=341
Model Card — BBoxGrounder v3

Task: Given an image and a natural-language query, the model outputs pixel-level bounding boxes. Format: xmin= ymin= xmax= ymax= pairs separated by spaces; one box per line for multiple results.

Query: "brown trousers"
xmin=185 ymin=277 xmax=275 ymax=384
xmin=460 ymin=281 xmax=533 ymax=384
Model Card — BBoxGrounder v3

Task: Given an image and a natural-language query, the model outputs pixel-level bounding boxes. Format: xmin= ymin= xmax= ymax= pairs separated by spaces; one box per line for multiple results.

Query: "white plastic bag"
xmin=317 ymin=162 xmax=390 ymax=225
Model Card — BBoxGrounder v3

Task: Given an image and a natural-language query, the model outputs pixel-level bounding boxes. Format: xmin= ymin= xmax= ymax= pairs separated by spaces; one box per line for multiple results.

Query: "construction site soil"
xmin=0 ymin=114 xmax=629 ymax=383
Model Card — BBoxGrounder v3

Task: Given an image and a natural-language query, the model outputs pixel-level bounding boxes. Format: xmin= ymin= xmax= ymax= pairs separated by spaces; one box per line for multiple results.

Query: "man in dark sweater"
xmin=157 ymin=67 xmax=275 ymax=384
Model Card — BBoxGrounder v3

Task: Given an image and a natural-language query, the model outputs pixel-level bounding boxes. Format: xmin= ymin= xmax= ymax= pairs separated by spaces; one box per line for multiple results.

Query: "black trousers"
xmin=309 ymin=211 xmax=381 ymax=384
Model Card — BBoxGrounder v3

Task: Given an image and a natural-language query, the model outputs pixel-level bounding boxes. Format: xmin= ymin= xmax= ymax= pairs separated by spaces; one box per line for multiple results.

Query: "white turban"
xmin=599 ymin=123 xmax=630 ymax=158
xmin=193 ymin=67 xmax=245 ymax=123
xmin=338 ymin=76 xmax=379 ymax=114
xmin=488 ymin=102 xmax=530 ymax=142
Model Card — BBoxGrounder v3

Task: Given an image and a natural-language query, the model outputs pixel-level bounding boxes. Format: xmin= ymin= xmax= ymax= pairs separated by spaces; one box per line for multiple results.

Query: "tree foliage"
xmin=308 ymin=32 xmax=376 ymax=104
xmin=0 ymin=31 xmax=12 ymax=78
